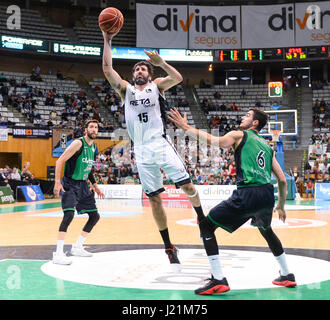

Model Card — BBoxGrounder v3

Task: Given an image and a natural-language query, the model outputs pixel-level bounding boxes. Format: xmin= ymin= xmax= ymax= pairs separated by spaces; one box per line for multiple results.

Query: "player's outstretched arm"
xmin=144 ymin=50 xmax=183 ymax=92
xmin=101 ymin=31 xmax=129 ymax=101
xmin=168 ymin=107 xmax=243 ymax=149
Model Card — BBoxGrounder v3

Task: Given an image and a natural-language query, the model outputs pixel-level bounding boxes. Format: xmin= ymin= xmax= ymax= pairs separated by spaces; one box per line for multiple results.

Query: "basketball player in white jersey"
xmin=101 ymin=31 xmax=206 ymax=263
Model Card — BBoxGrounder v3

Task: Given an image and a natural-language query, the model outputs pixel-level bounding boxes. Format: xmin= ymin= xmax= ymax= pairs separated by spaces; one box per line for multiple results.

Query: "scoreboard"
xmin=268 ymin=82 xmax=283 ymax=98
xmin=214 ymin=46 xmax=330 ymax=62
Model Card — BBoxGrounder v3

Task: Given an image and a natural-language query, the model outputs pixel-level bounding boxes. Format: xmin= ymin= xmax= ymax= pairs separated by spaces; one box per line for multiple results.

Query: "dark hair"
xmin=132 ymin=61 xmax=154 ymax=78
xmin=249 ymin=108 xmax=268 ymax=131
xmin=84 ymin=119 xmax=99 ymax=129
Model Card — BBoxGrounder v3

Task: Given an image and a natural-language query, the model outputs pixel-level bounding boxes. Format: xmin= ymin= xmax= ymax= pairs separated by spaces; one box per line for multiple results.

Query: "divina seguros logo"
xmin=268 ymin=5 xmax=326 ymax=31
xmin=152 ymin=5 xmax=326 ymax=33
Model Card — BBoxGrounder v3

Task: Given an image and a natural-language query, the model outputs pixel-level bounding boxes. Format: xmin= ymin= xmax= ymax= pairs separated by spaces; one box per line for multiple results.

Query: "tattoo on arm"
xmin=116 ymin=83 xmax=121 ymax=90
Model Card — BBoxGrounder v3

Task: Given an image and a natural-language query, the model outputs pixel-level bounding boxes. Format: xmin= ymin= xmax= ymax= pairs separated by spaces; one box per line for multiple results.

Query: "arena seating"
xmin=0 ymin=5 xmax=69 ymax=42
xmin=74 ymin=14 xmax=136 ymax=47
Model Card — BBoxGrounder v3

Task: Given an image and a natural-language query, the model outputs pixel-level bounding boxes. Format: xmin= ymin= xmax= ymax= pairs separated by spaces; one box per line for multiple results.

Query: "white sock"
xmin=208 ymin=255 xmax=224 ymax=280
xmin=75 ymin=235 xmax=86 ymax=248
xmin=56 ymin=240 xmax=64 ymax=254
xmin=275 ymin=252 xmax=290 ymax=276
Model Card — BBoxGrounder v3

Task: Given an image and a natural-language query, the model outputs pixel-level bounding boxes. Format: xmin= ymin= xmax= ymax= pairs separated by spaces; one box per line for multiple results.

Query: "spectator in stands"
xmin=231 ymin=102 xmax=239 ymax=111
xmin=10 ymin=167 xmax=21 ymax=181
xmin=107 ymin=172 xmax=118 ymax=184
xmin=0 ymin=168 xmax=8 ymax=186
xmin=1 ymin=84 xmax=8 ymax=107
xmin=56 ymin=70 xmax=65 ymax=80
xmin=304 ymin=161 xmax=311 ymax=181
xmin=315 ymin=143 xmax=323 ymax=156
xmin=213 ymin=91 xmax=221 ymax=99
xmin=240 ymin=89 xmax=246 ymax=98
xmin=255 ymin=96 xmax=261 ymax=108
xmin=220 ymin=102 xmax=227 ymax=111
xmin=305 ymin=180 xmax=314 ymax=198
xmin=292 ymin=166 xmax=300 ymax=186
xmin=323 ymin=172 xmax=330 ymax=183
xmin=0 ymin=73 xmax=7 ymax=83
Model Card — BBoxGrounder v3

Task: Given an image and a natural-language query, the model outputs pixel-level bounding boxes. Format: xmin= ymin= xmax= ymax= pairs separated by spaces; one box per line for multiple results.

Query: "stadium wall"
xmin=0 ymin=137 xmax=118 ymax=179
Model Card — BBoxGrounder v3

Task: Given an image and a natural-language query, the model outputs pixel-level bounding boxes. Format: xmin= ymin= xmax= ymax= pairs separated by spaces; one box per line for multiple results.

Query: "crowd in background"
xmin=0 ymin=162 xmax=39 ymax=187
xmin=1 ymin=72 xmax=330 ymax=197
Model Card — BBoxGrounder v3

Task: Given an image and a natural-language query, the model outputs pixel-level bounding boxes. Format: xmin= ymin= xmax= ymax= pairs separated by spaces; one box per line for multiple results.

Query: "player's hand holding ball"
xmin=99 ymin=7 xmax=124 ymax=39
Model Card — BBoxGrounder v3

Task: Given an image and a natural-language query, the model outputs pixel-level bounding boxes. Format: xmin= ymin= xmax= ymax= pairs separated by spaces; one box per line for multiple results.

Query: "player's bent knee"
xmin=59 ymin=210 xmax=75 ymax=232
xmin=83 ymin=211 xmax=100 ymax=233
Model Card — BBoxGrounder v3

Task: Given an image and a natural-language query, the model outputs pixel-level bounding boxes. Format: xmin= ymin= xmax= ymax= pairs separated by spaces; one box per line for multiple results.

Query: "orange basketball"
xmin=98 ymin=7 xmax=124 ymax=34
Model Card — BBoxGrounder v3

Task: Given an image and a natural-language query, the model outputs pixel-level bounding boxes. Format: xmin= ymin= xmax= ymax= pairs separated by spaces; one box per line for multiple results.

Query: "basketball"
xmin=98 ymin=7 xmax=124 ymax=34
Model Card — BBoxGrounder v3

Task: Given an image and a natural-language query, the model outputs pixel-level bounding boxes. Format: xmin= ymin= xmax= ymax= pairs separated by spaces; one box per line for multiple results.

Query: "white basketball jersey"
xmin=124 ymin=81 xmax=167 ymax=147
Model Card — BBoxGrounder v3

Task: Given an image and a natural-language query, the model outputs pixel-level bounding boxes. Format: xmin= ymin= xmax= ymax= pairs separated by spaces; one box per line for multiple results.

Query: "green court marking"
xmin=0 ymin=260 xmax=329 ymax=300
xmin=0 ymin=202 xmax=61 ymax=215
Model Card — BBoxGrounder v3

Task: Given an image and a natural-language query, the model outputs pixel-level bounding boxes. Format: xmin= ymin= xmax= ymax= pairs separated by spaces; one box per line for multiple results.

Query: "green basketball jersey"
xmin=64 ymin=137 xmax=96 ymax=181
xmin=235 ymin=129 xmax=273 ymax=188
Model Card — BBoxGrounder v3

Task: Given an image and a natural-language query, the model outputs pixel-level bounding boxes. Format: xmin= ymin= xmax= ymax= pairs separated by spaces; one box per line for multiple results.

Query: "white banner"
xmin=295 ymin=1 xmax=330 ymax=47
xmin=97 ymin=185 xmax=142 ymax=199
xmin=136 ymin=4 xmax=188 ymax=48
xmin=0 ymin=127 xmax=8 ymax=141
xmin=242 ymin=4 xmax=295 ymax=49
xmin=188 ymin=5 xmax=241 ymax=49
xmin=195 ymin=185 xmax=236 ymax=200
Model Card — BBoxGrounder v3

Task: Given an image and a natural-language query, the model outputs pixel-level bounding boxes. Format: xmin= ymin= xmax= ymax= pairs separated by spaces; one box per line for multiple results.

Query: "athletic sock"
xmin=193 ymin=206 xmax=206 ymax=222
xmin=56 ymin=240 xmax=64 ymax=255
xmin=208 ymin=255 xmax=224 ymax=280
xmin=75 ymin=235 xmax=86 ymax=248
xmin=275 ymin=252 xmax=290 ymax=276
xmin=160 ymin=228 xmax=172 ymax=249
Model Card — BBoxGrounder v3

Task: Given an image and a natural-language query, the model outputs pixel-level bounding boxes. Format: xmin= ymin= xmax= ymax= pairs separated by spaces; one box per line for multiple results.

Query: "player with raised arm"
xmin=169 ymin=107 xmax=296 ymax=294
xmin=101 ymin=30 xmax=205 ymax=264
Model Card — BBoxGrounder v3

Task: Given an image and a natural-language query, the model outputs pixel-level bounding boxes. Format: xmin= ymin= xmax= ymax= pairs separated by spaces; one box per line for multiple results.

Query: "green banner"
xmin=0 ymin=186 xmax=15 ymax=204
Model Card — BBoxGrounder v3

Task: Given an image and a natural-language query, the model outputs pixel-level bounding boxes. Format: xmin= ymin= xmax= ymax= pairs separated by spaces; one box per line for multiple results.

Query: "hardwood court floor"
xmin=0 ymin=198 xmax=329 ymax=301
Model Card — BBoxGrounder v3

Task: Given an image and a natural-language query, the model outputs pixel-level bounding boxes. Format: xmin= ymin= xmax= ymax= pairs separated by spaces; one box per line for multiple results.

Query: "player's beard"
xmin=86 ymin=132 xmax=97 ymax=140
xmin=134 ymin=75 xmax=148 ymax=85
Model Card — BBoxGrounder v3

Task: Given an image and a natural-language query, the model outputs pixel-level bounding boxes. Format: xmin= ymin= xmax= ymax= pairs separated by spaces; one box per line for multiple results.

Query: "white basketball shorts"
xmin=134 ymin=137 xmax=191 ymax=197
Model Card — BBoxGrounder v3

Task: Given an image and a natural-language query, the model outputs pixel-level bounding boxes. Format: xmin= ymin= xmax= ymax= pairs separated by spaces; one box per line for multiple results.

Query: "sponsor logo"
xmin=82 ymin=158 xmax=94 ymax=165
xmin=268 ymin=5 xmax=324 ymax=31
xmin=130 ymin=98 xmax=154 ymax=108
xmin=153 ymin=8 xmax=237 ymax=33
xmin=41 ymin=249 xmax=330 ymax=291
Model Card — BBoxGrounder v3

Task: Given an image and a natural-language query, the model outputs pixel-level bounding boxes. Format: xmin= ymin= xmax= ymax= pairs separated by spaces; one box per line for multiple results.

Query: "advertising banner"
xmin=0 ymin=126 xmax=8 ymax=141
xmin=0 ymin=186 xmax=15 ymax=204
xmin=142 ymin=185 xmax=188 ymax=200
xmin=315 ymin=183 xmax=330 ymax=201
xmin=16 ymin=185 xmax=45 ymax=202
xmin=12 ymin=127 xmax=49 ymax=138
xmin=142 ymin=185 xmax=237 ymax=200
xmin=188 ymin=5 xmax=241 ymax=49
xmin=137 ymin=4 xmax=188 ymax=48
xmin=52 ymin=128 xmax=74 ymax=157
xmin=195 ymin=185 xmax=236 ymax=200
xmin=98 ymin=185 xmax=142 ymax=199
xmin=241 ymin=4 xmax=295 ymax=49
xmin=295 ymin=1 xmax=330 ymax=47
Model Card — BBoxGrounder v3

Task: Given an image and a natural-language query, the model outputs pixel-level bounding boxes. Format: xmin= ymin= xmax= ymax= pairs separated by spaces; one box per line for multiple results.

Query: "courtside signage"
xmin=97 ymin=185 xmax=142 ymax=199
